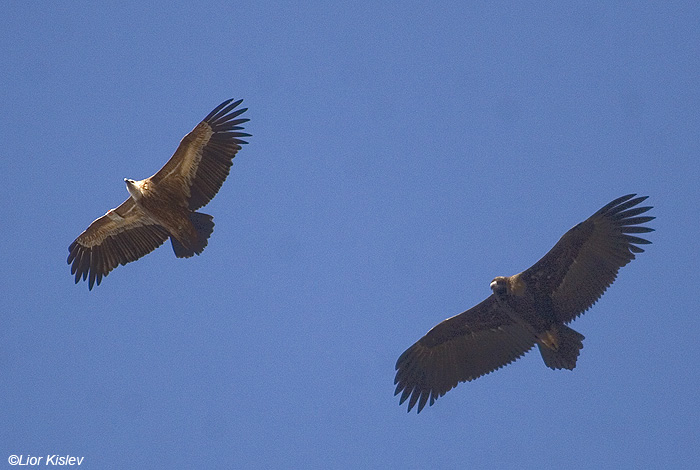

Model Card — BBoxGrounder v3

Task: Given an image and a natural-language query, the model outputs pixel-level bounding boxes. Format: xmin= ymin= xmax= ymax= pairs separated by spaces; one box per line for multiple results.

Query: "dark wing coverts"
xmin=394 ymin=297 xmax=537 ymax=413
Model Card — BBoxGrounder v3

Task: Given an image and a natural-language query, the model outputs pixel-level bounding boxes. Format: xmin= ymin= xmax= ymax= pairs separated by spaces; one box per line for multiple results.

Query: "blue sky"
xmin=1 ymin=2 xmax=699 ymax=469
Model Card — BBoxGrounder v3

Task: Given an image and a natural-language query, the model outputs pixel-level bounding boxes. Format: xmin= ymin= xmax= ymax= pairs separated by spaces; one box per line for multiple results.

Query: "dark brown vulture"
xmin=394 ymin=194 xmax=654 ymax=413
xmin=68 ymin=99 xmax=250 ymax=290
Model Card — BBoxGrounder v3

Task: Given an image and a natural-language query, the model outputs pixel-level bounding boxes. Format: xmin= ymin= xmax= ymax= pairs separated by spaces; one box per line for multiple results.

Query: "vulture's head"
xmin=124 ymin=178 xmax=144 ymax=200
xmin=490 ymin=276 xmax=509 ymax=301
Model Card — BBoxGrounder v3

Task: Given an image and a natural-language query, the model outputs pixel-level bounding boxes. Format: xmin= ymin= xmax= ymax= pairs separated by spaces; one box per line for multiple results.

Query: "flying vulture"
xmin=68 ymin=99 xmax=250 ymax=290
xmin=394 ymin=194 xmax=654 ymax=413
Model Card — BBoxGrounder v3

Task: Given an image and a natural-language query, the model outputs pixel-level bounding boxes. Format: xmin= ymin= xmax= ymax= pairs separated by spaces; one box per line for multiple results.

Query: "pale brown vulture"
xmin=68 ymin=99 xmax=250 ymax=290
xmin=394 ymin=194 xmax=654 ymax=412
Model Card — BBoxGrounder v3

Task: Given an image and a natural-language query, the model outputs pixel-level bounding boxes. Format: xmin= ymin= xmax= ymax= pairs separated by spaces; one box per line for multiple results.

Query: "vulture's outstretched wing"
xmin=67 ymin=198 xmax=170 ymax=290
xmin=150 ymin=99 xmax=250 ymax=210
xmin=521 ymin=194 xmax=654 ymax=324
xmin=394 ymin=296 xmax=536 ymax=413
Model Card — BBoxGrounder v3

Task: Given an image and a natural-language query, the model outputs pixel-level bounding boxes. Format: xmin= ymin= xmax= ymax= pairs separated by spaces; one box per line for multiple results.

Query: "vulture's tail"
xmin=537 ymin=324 xmax=585 ymax=370
xmin=171 ymin=212 xmax=215 ymax=258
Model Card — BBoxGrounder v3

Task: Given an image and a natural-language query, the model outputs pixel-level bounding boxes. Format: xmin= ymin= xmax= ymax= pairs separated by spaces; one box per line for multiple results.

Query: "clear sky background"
xmin=1 ymin=2 xmax=699 ymax=469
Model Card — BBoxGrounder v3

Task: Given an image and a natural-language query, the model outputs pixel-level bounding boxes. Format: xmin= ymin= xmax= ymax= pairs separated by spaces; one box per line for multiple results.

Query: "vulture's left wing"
xmin=522 ymin=194 xmax=654 ymax=324
xmin=150 ymin=99 xmax=250 ymax=210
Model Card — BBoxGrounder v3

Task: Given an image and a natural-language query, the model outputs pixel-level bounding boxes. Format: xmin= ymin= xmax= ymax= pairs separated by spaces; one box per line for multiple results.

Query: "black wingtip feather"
xmin=207 ymin=100 xmax=246 ymax=125
xmin=625 ymin=235 xmax=653 ymax=245
xmin=597 ymin=194 xmax=636 ymax=215
xmin=216 ymin=107 xmax=248 ymax=124
xmin=621 ymin=216 xmax=655 ymax=227
xmin=203 ymin=98 xmax=235 ymax=122
xmin=615 ymin=206 xmax=653 ymax=220
xmin=610 ymin=196 xmax=648 ymax=215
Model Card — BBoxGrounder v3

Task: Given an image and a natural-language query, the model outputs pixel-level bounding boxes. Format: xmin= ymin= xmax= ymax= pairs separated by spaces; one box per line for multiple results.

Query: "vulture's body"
xmin=68 ymin=99 xmax=250 ymax=289
xmin=394 ymin=194 xmax=654 ymax=413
